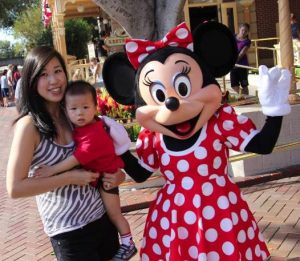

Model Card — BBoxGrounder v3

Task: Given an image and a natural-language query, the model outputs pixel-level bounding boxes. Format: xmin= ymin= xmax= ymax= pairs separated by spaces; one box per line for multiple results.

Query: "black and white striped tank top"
xmin=29 ymin=136 xmax=105 ymax=237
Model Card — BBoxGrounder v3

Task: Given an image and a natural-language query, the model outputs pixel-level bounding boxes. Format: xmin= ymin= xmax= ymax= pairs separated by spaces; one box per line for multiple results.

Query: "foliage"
xmin=13 ymin=5 xmax=53 ymax=51
xmin=96 ymin=89 xmax=136 ymax=120
xmin=0 ymin=0 xmax=38 ymax=27
xmin=0 ymin=41 xmax=14 ymax=59
xmin=65 ymin=19 xmax=93 ymax=59
xmin=125 ymin=123 xmax=141 ymax=142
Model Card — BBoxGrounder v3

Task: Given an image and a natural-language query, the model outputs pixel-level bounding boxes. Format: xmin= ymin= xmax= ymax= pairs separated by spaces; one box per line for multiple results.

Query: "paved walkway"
xmin=0 ymin=106 xmax=299 ymax=261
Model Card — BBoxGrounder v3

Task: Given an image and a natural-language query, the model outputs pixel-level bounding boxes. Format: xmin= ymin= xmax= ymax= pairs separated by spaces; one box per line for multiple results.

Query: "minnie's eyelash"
xmin=143 ymin=77 xmax=153 ymax=87
xmin=181 ymin=66 xmax=191 ymax=75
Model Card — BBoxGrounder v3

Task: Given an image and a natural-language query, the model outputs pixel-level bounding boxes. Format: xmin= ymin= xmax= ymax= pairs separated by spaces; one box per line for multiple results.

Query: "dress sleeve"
xmin=73 ymin=125 xmax=114 ymax=166
xmin=217 ymin=104 xmax=258 ymax=152
xmin=136 ymin=128 xmax=159 ymax=172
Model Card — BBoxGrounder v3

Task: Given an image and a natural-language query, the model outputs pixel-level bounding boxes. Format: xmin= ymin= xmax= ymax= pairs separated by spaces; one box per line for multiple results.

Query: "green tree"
xmin=0 ymin=40 xmax=14 ymax=59
xmin=65 ymin=19 xmax=93 ymax=59
xmin=0 ymin=0 xmax=38 ymax=28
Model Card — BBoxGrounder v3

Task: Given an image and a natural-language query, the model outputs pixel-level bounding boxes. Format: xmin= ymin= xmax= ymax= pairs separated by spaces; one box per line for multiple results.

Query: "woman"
xmin=6 ymin=46 xmax=126 ymax=261
xmin=230 ymin=23 xmax=251 ymax=95
xmin=90 ymin=57 xmax=104 ymax=89
xmin=1 ymin=69 xmax=10 ymax=107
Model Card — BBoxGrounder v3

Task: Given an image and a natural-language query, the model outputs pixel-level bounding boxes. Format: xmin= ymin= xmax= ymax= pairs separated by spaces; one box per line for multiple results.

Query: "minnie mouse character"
xmin=103 ymin=22 xmax=291 ymax=261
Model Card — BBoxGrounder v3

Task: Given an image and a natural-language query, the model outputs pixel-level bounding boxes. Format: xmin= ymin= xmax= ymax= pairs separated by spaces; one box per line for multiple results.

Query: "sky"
xmin=0 ymin=29 xmax=17 ymax=43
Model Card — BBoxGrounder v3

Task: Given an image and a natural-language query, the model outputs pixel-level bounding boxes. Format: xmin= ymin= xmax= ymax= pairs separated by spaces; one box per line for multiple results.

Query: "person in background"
xmin=1 ymin=69 xmax=10 ymax=107
xmin=90 ymin=57 xmax=104 ymax=89
xmin=291 ymin=13 xmax=300 ymax=40
xmin=7 ymin=64 xmax=14 ymax=98
xmin=14 ymin=77 xmax=22 ymax=112
xmin=230 ymin=23 xmax=251 ymax=96
xmin=12 ymin=65 xmax=21 ymax=94
xmin=6 ymin=46 xmax=129 ymax=261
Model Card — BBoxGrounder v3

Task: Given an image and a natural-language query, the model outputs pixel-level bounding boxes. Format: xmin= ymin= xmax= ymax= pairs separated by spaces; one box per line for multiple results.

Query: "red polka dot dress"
xmin=136 ymin=104 xmax=270 ymax=261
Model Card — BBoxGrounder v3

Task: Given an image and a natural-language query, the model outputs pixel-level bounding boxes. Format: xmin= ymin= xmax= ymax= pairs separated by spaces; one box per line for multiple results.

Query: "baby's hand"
xmin=33 ymin=165 xmax=55 ymax=178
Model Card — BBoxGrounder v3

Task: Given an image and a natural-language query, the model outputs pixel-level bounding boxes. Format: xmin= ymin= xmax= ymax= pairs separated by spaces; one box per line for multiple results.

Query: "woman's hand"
xmin=67 ymin=169 xmax=100 ymax=186
xmin=102 ymin=169 xmax=126 ymax=190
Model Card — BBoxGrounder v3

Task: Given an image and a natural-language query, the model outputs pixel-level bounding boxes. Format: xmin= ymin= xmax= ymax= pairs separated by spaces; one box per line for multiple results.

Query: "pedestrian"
xmin=34 ymin=80 xmax=137 ymax=260
xmin=1 ymin=69 xmax=10 ymax=107
xmin=12 ymin=64 xmax=21 ymax=93
xmin=6 ymin=46 xmax=130 ymax=261
xmin=230 ymin=23 xmax=251 ymax=96
xmin=14 ymin=77 xmax=22 ymax=112
xmin=291 ymin=13 xmax=300 ymax=40
xmin=7 ymin=64 xmax=14 ymax=98
xmin=90 ymin=57 xmax=104 ymax=89
xmin=103 ymin=21 xmax=291 ymax=260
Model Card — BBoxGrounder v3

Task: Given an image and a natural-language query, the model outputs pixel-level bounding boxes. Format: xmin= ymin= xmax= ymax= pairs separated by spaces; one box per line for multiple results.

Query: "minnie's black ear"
xmin=102 ymin=52 xmax=136 ymax=105
xmin=193 ymin=21 xmax=238 ymax=77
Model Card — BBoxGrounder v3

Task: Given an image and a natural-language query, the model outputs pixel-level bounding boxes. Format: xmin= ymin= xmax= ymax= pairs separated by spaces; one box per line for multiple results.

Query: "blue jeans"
xmin=50 ymin=214 xmax=119 ymax=261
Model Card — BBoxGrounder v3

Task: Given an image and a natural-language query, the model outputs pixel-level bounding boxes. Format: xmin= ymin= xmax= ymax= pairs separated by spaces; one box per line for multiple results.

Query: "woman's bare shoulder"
xmin=15 ymin=115 xmax=40 ymax=140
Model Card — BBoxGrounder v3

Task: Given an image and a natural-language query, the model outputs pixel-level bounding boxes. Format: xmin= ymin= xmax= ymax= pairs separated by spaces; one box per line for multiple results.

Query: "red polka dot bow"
xmin=125 ymin=22 xmax=194 ymax=70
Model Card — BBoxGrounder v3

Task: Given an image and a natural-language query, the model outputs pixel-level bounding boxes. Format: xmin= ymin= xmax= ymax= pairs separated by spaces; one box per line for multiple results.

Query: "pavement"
xmin=0 ymin=106 xmax=300 ymax=261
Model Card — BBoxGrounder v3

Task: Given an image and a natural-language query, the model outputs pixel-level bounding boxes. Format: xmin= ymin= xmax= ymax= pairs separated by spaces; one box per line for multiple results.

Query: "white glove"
xmin=101 ymin=116 xmax=131 ymax=155
xmin=257 ymin=65 xmax=291 ymax=116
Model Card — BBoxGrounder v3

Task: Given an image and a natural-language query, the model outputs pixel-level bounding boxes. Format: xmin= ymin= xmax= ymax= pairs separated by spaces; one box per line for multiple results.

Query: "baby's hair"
xmin=66 ymin=80 xmax=97 ymax=105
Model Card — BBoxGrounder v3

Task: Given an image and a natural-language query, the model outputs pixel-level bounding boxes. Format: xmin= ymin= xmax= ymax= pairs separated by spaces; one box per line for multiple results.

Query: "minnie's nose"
xmin=165 ymin=97 xmax=179 ymax=111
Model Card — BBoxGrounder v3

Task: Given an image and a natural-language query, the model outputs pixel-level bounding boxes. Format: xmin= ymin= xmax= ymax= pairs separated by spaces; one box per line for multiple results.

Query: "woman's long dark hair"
xmin=15 ymin=46 xmax=68 ymax=139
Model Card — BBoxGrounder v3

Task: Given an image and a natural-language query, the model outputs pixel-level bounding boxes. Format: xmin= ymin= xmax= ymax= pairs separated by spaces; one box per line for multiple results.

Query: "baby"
xmin=35 ymin=80 xmax=137 ymax=261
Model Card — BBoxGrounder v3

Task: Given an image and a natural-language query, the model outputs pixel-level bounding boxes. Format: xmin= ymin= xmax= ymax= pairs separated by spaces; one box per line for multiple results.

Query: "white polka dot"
xmin=240 ymin=130 xmax=248 ymax=139
xmin=143 ymin=137 xmax=149 ymax=149
xmin=214 ymin=124 xmax=221 ymax=135
xmin=149 ymin=227 xmax=157 ymax=239
xmin=174 ymin=193 xmax=185 ymax=206
xmin=217 ymin=196 xmax=229 ymax=209
xmin=202 ymin=182 xmax=213 ymax=196
xmin=184 ymin=211 xmax=196 ymax=225
xmin=228 ymin=136 xmax=239 ymax=146
xmin=141 ymin=237 xmax=146 ymax=248
xmin=146 ymin=46 xmax=156 ymax=52
xmin=261 ymin=250 xmax=267 ymax=260
xmin=162 ymin=199 xmax=170 ymax=212
xmin=228 ymin=191 xmax=237 ymax=204
xmin=220 ymin=218 xmax=233 ymax=232
xmin=237 ymin=229 xmax=246 ymax=243
xmin=198 ymin=218 xmax=203 ymax=230
xmin=147 ymin=154 xmax=154 ymax=165
xmin=171 ymin=210 xmax=177 ymax=224
xmin=225 ymin=141 xmax=232 ymax=148
xmin=153 ymin=243 xmax=161 ymax=255
xmin=167 ymin=184 xmax=175 ymax=194
xmin=246 ymin=248 xmax=253 ymax=260
xmin=162 ymin=235 xmax=171 ymax=248
xmin=160 ymin=217 xmax=170 ymax=230
xmin=255 ymin=244 xmax=261 ymax=257
xmin=216 ymin=176 xmax=226 ymax=187
xmin=197 ymin=164 xmax=208 ymax=176
xmin=240 ymin=209 xmax=248 ymax=222
xmin=177 ymin=160 xmax=189 ymax=172
xmin=178 ymin=226 xmax=189 ymax=239
xmin=125 ymin=41 xmax=138 ymax=52
xmin=170 ymin=229 xmax=175 ymax=241
xmin=203 ymin=206 xmax=215 ymax=220
xmin=194 ymin=146 xmax=207 ymax=159
xmin=247 ymin=226 xmax=255 ymax=240
xmin=162 ymin=36 xmax=168 ymax=42
xmin=161 ymin=153 xmax=170 ymax=166
xmin=213 ymin=139 xmax=222 ymax=151
xmin=223 ymin=120 xmax=234 ymax=131
xmin=165 ymin=170 xmax=174 ymax=181
xmin=231 ymin=212 xmax=239 ymax=225
xmin=207 ymin=251 xmax=220 ymax=261
xmin=156 ymin=193 xmax=162 ymax=205
xmin=252 ymin=220 xmax=257 ymax=230
xmin=193 ymin=194 xmax=201 ymax=208
xmin=205 ymin=228 xmax=218 ymax=242
xmin=165 ymin=252 xmax=170 ymax=261
xmin=198 ymin=253 xmax=207 ymax=261
xmin=181 ymin=177 xmax=194 ymax=190
xmin=141 ymin=253 xmax=149 ymax=261
xmin=176 ymin=27 xmax=189 ymax=39
xmin=213 ymin=156 xmax=222 ymax=169
xmin=196 ymin=232 xmax=201 ymax=244
xmin=223 ymin=106 xmax=232 ymax=114
xmin=168 ymin=41 xmax=179 ymax=47
xmin=237 ymin=115 xmax=248 ymax=124
xmin=188 ymin=246 xmax=198 ymax=259
xmin=138 ymin=53 xmax=149 ymax=63
xmin=187 ymin=42 xmax=194 ymax=51
xmin=151 ymin=209 xmax=158 ymax=222
xmin=222 ymin=241 xmax=234 ymax=255
xmin=136 ymin=139 xmax=142 ymax=149
xmin=258 ymin=232 xmax=265 ymax=242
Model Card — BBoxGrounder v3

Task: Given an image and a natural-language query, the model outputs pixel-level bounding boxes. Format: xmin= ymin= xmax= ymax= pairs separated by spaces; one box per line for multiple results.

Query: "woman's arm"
xmin=6 ymin=116 xmax=99 ymax=198
xmin=237 ymin=46 xmax=250 ymax=62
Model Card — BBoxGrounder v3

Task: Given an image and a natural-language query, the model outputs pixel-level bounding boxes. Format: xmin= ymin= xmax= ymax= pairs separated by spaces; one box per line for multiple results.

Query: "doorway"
xmin=189 ymin=5 xmax=218 ymax=32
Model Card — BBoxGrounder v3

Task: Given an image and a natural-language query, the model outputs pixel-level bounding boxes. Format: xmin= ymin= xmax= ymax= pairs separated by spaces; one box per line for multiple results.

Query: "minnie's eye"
xmin=174 ymin=75 xmax=191 ymax=98
xmin=151 ymin=83 xmax=166 ymax=105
